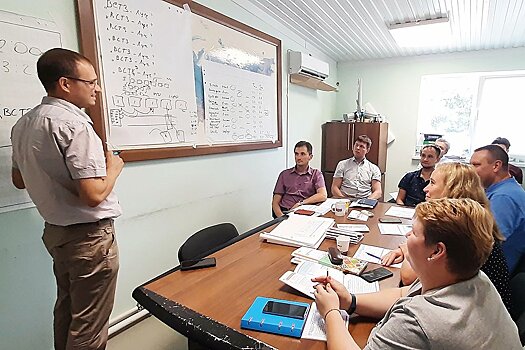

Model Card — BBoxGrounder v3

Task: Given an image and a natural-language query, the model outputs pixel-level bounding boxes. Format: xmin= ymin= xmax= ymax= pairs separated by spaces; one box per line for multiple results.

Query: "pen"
xmin=366 ymin=252 xmax=382 ymax=260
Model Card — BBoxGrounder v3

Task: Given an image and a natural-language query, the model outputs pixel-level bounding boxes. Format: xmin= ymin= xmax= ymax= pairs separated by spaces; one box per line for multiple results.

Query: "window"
xmin=417 ymin=71 xmax=525 ymax=160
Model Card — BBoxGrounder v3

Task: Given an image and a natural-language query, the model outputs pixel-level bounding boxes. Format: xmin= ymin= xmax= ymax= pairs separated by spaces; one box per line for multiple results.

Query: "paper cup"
xmin=336 ymin=235 xmax=350 ymax=253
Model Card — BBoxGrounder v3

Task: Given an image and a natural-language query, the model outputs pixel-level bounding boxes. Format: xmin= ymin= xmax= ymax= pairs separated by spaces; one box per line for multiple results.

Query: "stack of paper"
xmin=325 ymin=227 xmax=364 ymax=244
xmin=260 ymin=215 xmax=334 ymax=248
xmin=291 ymin=246 xmax=328 ymax=263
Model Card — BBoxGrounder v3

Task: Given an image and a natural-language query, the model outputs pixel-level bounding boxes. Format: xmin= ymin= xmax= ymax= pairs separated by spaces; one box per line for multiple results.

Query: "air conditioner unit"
xmin=289 ymin=51 xmax=329 ymax=80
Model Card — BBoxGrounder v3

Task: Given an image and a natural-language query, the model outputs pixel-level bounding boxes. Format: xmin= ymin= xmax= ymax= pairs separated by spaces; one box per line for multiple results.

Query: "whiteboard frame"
xmin=77 ymin=0 xmax=282 ymax=162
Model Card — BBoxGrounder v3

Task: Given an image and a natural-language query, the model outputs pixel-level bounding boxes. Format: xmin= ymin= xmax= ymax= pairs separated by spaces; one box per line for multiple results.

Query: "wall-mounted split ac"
xmin=288 ymin=51 xmax=336 ymax=91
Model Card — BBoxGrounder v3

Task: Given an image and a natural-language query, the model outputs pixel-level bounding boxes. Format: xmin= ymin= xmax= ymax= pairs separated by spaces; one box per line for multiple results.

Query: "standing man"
xmin=471 ymin=145 xmax=525 ymax=274
xmin=272 ymin=141 xmax=327 ymax=217
xmin=11 ymin=48 xmax=124 ymax=350
xmin=396 ymin=144 xmax=440 ymax=206
xmin=331 ymin=135 xmax=382 ymax=200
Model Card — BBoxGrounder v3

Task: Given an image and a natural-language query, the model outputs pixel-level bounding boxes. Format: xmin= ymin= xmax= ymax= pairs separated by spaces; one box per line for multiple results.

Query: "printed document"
xmin=302 ymin=302 xmax=350 ymax=341
xmin=279 ymin=261 xmax=378 ymax=299
xmin=378 ymin=223 xmax=412 ymax=236
xmin=384 ymin=206 xmax=415 ymax=219
xmin=353 ymin=244 xmax=402 ymax=268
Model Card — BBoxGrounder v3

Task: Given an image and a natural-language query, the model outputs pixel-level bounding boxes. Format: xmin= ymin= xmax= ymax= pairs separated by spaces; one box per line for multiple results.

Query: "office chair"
xmin=510 ymin=272 xmax=525 ymax=345
xmin=178 ymin=222 xmax=239 ymax=262
xmin=178 ymin=223 xmax=239 ymax=350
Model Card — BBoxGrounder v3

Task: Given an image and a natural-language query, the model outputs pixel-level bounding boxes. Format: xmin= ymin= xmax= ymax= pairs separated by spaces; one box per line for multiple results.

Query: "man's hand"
xmin=106 ymin=151 xmax=124 ymax=177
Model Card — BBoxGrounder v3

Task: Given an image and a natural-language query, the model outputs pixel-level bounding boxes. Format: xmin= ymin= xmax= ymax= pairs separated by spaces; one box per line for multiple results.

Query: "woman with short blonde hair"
xmin=382 ymin=162 xmax=511 ymax=310
xmin=313 ymin=198 xmax=521 ymax=349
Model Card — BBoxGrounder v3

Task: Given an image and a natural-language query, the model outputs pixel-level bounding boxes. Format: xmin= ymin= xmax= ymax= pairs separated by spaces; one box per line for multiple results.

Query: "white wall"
xmin=336 ymin=47 xmax=525 ymax=195
xmin=0 ymin=1 xmax=337 ymax=349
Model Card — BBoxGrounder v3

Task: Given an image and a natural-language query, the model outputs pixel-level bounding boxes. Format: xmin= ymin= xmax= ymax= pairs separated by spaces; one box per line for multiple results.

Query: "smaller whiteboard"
xmin=202 ymin=60 xmax=277 ymax=143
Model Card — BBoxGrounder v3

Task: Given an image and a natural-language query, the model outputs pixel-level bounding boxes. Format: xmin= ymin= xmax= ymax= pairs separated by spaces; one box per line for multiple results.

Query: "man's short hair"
xmin=435 ymin=138 xmax=450 ymax=153
xmin=294 ymin=141 xmax=313 ymax=154
xmin=416 ymin=198 xmax=494 ymax=279
xmin=474 ymin=144 xmax=509 ymax=170
xmin=355 ymin=135 xmax=372 ymax=149
xmin=37 ymin=48 xmax=92 ymax=92
xmin=421 ymin=144 xmax=441 ymax=158
xmin=492 ymin=137 xmax=511 ymax=150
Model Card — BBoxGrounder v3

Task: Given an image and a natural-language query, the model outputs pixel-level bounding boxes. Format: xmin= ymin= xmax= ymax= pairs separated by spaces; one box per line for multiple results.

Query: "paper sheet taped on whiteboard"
xmin=202 ymin=60 xmax=277 ymax=143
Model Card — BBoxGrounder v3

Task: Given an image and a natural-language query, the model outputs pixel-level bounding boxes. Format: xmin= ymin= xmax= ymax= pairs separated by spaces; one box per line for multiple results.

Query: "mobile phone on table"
xmin=361 ymin=267 xmax=393 ymax=282
xmin=180 ymin=257 xmax=216 ymax=271
xmin=262 ymin=300 xmax=309 ymax=320
xmin=379 ymin=218 xmax=402 ymax=224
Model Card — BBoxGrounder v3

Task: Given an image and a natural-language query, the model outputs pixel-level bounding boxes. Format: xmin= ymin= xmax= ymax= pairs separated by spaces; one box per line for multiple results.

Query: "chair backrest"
xmin=510 ymin=272 xmax=525 ymax=345
xmin=178 ymin=223 xmax=239 ymax=262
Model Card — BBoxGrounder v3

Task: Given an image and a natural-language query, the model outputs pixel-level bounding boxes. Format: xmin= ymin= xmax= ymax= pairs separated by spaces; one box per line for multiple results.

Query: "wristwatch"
xmin=347 ymin=293 xmax=357 ymax=314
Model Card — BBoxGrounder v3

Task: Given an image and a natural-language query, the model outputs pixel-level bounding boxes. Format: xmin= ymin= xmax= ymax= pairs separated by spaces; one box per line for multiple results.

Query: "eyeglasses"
xmin=63 ymin=76 xmax=98 ymax=88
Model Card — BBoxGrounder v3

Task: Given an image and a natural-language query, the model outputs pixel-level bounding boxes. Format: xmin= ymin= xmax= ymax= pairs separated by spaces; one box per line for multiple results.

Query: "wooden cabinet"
xmin=321 ymin=121 xmax=388 ymax=197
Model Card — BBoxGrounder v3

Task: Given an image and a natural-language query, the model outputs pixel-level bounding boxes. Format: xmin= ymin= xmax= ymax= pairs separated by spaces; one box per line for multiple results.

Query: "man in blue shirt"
xmin=471 ymin=145 xmax=525 ymax=274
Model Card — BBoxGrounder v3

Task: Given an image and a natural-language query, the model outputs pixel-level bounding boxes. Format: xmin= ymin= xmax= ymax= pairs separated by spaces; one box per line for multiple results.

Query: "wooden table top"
xmin=135 ymin=202 xmax=410 ymax=349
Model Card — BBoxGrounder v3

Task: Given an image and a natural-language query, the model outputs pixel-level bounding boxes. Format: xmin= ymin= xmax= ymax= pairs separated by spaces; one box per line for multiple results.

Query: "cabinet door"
xmin=321 ymin=122 xmax=352 ymax=172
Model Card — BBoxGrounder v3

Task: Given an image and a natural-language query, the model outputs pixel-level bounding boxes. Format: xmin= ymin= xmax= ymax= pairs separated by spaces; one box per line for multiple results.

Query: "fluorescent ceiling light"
xmin=388 ymin=17 xmax=451 ymax=48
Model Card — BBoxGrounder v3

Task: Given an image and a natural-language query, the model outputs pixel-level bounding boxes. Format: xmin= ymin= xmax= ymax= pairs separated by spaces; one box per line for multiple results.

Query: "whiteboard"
xmin=202 ymin=60 xmax=277 ymax=143
xmin=0 ymin=10 xmax=62 ymax=213
xmin=79 ymin=0 xmax=281 ymax=160
xmin=93 ymin=0 xmax=198 ymax=148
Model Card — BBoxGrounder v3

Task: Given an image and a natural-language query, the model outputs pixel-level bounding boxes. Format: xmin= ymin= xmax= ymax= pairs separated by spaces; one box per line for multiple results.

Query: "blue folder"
xmin=240 ymin=297 xmax=310 ymax=338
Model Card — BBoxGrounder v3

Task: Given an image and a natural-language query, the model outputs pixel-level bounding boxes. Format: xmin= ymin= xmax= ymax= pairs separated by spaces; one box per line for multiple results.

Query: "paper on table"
xmin=337 ymin=224 xmax=369 ymax=232
xmin=291 ymin=246 xmax=328 ymax=263
xmin=353 ymin=244 xmax=402 ymax=268
xmin=316 ymin=198 xmax=351 ymax=214
xmin=384 ymin=206 xmax=415 ymax=219
xmin=344 ymin=274 xmax=379 ymax=293
xmin=302 ymin=302 xmax=350 ymax=341
xmin=378 ymin=223 xmax=412 ymax=236
xmin=347 ymin=210 xmax=369 ymax=221
xmin=280 ymin=260 xmax=379 ymax=299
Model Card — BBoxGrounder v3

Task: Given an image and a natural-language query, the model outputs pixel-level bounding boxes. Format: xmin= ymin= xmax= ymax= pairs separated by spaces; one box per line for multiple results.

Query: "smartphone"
xmin=294 ymin=209 xmax=315 ymax=216
xmin=262 ymin=300 xmax=309 ymax=320
xmin=361 ymin=267 xmax=393 ymax=282
xmin=379 ymin=217 xmax=402 ymax=224
xmin=180 ymin=257 xmax=216 ymax=271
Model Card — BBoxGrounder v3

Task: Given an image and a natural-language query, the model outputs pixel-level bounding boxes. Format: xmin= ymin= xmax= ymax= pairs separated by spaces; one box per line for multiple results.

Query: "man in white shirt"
xmin=11 ymin=48 xmax=123 ymax=350
xmin=331 ymin=134 xmax=382 ymax=200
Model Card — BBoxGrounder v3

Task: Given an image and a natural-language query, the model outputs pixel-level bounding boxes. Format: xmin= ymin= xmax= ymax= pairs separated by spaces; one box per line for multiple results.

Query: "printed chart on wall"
xmin=0 ymin=10 xmax=62 ymax=213
xmin=193 ymin=12 xmax=278 ymax=144
xmin=93 ymin=0 xmax=198 ymax=148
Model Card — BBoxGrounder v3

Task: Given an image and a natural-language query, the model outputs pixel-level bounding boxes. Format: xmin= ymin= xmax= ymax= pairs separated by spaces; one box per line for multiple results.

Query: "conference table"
xmin=132 ymin=202 xmax=410 ymax=349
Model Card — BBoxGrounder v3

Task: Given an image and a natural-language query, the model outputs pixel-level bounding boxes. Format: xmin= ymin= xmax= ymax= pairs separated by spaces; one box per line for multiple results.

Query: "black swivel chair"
xmin=178 ymin=223 xmax=239 ymax=350
xmin=178 ymin=222 xmax=239 ymax=262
